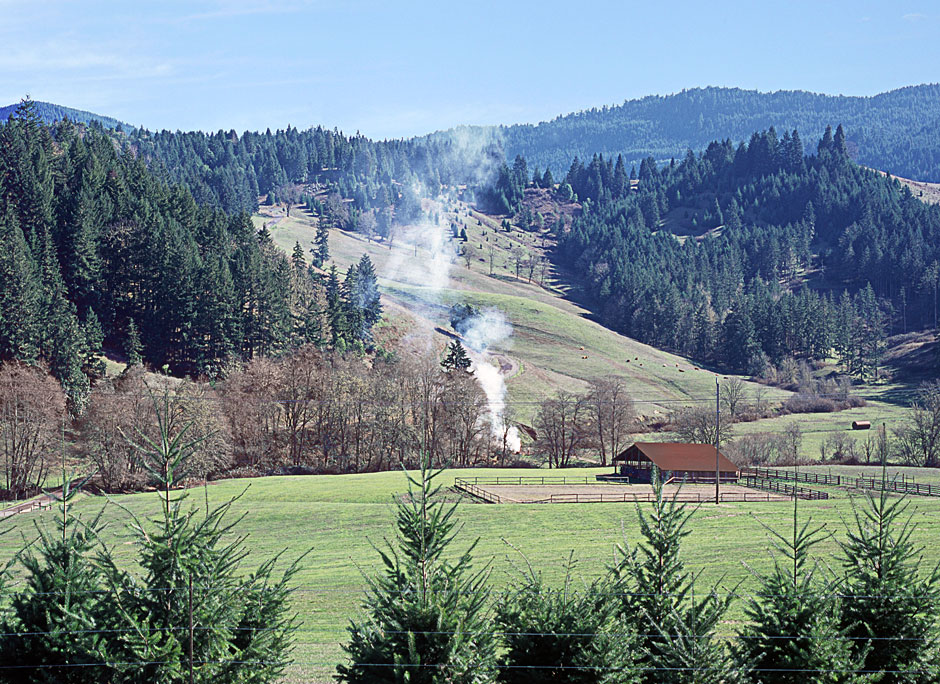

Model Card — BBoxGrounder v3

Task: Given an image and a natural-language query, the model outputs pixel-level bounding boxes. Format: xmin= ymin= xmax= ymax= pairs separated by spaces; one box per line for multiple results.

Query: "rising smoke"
xmin=456 ymin=309 xmax=521 ymax=452
xmin=377 ymin=128 xmax=520 ymax=452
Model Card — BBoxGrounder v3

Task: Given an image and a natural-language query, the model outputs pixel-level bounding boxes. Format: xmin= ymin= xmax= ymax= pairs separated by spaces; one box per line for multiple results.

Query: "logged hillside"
xmin=494 ymin=85 xmax=940 ymax=182
xmin=254 ymin=186 xmax=912 ymax=457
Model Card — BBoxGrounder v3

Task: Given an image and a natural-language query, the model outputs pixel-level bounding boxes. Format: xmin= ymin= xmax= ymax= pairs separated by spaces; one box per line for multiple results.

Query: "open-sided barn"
xmin=610 ymin=442 xmax=739 ymax=484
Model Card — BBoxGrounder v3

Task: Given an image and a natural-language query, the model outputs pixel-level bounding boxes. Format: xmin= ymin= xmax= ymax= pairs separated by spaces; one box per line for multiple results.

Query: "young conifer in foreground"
xmin=839 ymin=468 xmax=940 ymax=683
xmin=610 ymin=470 xmax=736 ymax=684
xmin=495 ymin=551 xmax=639 ymax=684
xmin=103 ymin=387 xmax=302 ymax=684
xmin=734 ymin=497 xmax=866 ymax=684
xmin=337 ymin=459 xmax=497 ymax=684
xmin=0 ymin=476 xmax=114 ymax=684
xmin=0 ymin=386 xmax=301 ymax=684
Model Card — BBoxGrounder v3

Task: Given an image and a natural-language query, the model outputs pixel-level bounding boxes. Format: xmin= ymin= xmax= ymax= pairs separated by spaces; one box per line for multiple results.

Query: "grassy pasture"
xmin=4 ymin=468 xmax=940 ymax=682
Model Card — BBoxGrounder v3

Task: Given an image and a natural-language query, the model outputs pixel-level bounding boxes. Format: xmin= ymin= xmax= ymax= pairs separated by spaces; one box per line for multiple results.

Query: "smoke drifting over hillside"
xmin=378 ymin=128 xmax=520 ymax=452
xmin=459 ymin=309 xmax=521 ymax=452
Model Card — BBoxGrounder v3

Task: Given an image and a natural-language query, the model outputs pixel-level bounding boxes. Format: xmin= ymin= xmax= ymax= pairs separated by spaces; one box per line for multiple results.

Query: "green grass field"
xmin=4 ymin=468 xmax=940 ymax=682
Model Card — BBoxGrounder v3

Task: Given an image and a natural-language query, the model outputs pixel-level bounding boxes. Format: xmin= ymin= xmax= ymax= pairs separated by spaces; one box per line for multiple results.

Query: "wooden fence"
xmin=741 ymin=467 xmax=940 ymax=498
xmin=454 ymin=477 xmax=796 ymax=504
xmin=542 ymin=491 xmax=790 ymax=504
xmin=741 ymin=467 xmax=843 ymax=486
xmin=742 ymin=476 xmax=829 ymax=500
xmin=454 ymin=476 xmax=598 ymax=488
xmin=853 ymin=478 xmax=940 ymax=497
xmin=453 ymin=479 xmax=504 ymax=503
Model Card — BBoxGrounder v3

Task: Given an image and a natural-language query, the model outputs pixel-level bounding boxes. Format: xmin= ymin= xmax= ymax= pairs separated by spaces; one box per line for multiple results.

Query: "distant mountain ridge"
xmin=0 ymin=100 xmax=129 ymax=131
xmin=495 ymin=84 xmax=940 ymax=182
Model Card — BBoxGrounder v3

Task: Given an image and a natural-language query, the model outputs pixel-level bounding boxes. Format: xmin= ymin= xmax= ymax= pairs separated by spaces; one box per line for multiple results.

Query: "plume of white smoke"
xmin=382 ymin=209 xmax=454 ymax=295
xmin=457 ymin=308 xmax=513 ymax=353
xmin=377 ymin=128 xmax=519 ymax=451
xmin=457 ymin=309 xmax=521 ymax=452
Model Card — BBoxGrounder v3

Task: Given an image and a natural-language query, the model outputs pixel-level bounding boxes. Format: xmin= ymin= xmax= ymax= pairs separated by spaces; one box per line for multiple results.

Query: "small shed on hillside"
xmin=612 ymin=442 xmax=739 ymax=484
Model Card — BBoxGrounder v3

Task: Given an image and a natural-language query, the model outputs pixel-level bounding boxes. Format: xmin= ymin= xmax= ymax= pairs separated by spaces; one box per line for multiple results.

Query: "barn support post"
xmin=715 ymin=377 xmax=720 ymax=504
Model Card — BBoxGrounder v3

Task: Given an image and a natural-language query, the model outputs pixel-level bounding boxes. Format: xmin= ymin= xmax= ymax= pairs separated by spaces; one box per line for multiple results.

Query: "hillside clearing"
xmin=254 ymin=200 xmax=909 ymax=445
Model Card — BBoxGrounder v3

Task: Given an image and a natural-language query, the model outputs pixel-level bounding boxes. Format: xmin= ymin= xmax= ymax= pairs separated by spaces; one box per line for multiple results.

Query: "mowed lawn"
xmin=4 ymin=468 xmax=940 ymax=683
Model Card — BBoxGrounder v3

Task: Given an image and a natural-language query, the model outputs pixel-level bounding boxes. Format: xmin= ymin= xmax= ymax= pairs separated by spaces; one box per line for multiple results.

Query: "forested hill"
xmin=497 ymin=85 xmax=940 ymax=183
xmin=0 ymin=102 xmax=382 ymax=412
xmin=536 ymin=125 xmax=940 ymax=378
xmin=0 ymin=100 xmax=129 ymax=131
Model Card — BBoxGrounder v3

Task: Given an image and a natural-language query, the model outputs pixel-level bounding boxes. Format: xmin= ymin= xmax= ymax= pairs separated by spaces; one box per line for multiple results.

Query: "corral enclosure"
xmin=455 ymin=476 xmax=791 ymax=503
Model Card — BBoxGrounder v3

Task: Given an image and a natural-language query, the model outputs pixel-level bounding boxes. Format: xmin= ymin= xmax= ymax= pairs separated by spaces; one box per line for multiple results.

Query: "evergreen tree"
xmin=734 ymin=498 xmax=866 ymax=683
xmin=441 ymin=340 xmax=472 ymax=371
xmin=81 ymin=308 xmax=106 ymax=379
xmin=720 ymin=307 xmax=760 ymax=374
xmin=125 ymin=317 xmax=143 ymax=366
xmin=0 ymin=207 xmax=41 ymax=361
xmin=62 ymin=160 xmax=105 ymax=313
xmin=352 ymin=253 xmax=382 ymax=340
xmin=326 ymin=265 xmax=349 ymax=345
xmin=337 ymin=460 xmax=497 ymax=683
xmin=104 ymin=389 xmax=302 ymax=683
xmin=542 ymin=167 xmax=554 ymax=187
xmin=496 ymin=554 xmax=639 ymax=683
xmin=36 ymin=228 xmax=89 ymax=413
xmin=834 ymin=124 xmax=849 ymax=158
xmin=839 ymin=471 xmax=940 ymax=683
xmin=818 ymin=125 xmax=835 ymax=156
xmin=291 ymin=240 xmax=306 ymax=272
xmin=0 ymin=493 xmax=115 ymax=683
xmin=342 ymin=264 xmax=365 ymax=345
xmin=312 ymin=219 xmax=330 ymax=267
xmin=611 ymin=475 xmax=735 ymax=684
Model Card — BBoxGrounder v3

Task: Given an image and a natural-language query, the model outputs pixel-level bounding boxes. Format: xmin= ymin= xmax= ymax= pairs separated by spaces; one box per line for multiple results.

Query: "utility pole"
xmin=715 ymin=376 xmax=720 ymax=504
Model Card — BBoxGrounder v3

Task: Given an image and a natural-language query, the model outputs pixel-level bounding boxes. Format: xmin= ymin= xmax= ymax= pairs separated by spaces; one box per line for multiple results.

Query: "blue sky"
xmin=1 ymin=0 xmax=937 ymax=138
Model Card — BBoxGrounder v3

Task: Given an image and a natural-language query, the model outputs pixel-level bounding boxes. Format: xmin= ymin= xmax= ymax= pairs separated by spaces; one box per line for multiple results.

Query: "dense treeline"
xmin=500 ymin=84 xmax=940 ymax=183
xmin=550 ymin=125 xmax=940 ymax=375
xmin=338 ymin=461 xmax=940 ymax=683
xmin=0 ymin=102 xmax=383 ymax=411
xmin=125 ymin=121 xmax=499 ymax=215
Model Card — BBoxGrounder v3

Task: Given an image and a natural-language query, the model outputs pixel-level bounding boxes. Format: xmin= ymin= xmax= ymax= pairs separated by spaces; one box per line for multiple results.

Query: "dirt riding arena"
xmin=454 ymin=477 xmax=791 ymax=504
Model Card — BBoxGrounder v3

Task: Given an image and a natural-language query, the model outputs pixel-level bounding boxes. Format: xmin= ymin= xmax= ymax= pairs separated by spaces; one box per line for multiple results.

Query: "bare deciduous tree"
xmin=780 ymin=422 xmax=802 ymax=463
xmin=720 ymin=377 xmax=747 ymax=419
xmin=278 ymin=183 xmax=302 ymax=217
xmin=671 ymin=404 xmax=732 ymax=446
xmin=0 ymin=363 xmax=66 ymax=499
xmin=79 ymin=367 xmax=152 ymax=492
xmin=535 ymin=392 xmax=588 ymax=468
xmin=894 ymin=381 xmax=940 ymax=466
xmin=586 ymin=376 xmax=635 ymax=467
xmin=325 ymin=192 xmax=349 ymax=229
xmin=510 ymin=246 xmax=526 ymax=280
xmin=359 ymin=210 xmax=377 ymax=242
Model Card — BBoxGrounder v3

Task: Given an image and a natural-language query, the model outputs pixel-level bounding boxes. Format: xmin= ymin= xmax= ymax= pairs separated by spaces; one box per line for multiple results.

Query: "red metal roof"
xmin=615 ymin=442 xmax=738 ymax=473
